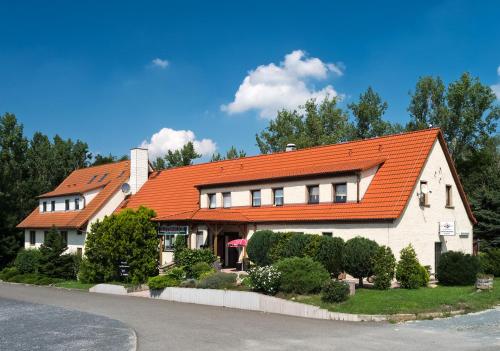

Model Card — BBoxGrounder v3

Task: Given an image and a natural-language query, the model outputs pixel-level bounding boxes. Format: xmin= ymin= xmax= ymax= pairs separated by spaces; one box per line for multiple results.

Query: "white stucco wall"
xmin=87 ymin=181 xmax=130 ymax=230
xmin=39 ymin=195 xmax=86 ymax=212
xmin=199 ymin=173 xmax=365 ymax=208
xmin=247 ymin=140 xmax=473 ymax=273
xmin=24 ymin=229 xmax=85 ymax=254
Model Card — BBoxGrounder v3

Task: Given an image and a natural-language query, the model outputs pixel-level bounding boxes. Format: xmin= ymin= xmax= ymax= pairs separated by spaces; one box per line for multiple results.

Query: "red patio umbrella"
xmin=226 ymin=239 xmax=248 ymax=270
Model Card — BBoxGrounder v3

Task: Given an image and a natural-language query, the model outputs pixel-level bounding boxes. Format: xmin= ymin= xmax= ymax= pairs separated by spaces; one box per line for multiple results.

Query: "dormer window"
xmin=42 ymin=202 xmax=47 ymax=212
xmin=223 ymin=192 xmax=231 ymax=208
xmin=51 ymin=201 xmax=55 ymax=212
xmin=308 ymin=185 xmax=319 ymax=204
xmin=98 ymin=173 xmax=108 ymax=182
xmin=65 ymin=199 xmax=70 ymax=211
xmin=75 ymin=198 xmax=80 ymax=210
xmin=273 ymin=188 xmax=284 ymax=206
xmin=208 ymin=194 xmax=216 ymax=209
xmin=88 ymin=175 xmax=97 ymax=184
xmin=334 ymin=183 xmax=347 ymax=203
xmin=252 ymin=190 xmax=261 ymax=207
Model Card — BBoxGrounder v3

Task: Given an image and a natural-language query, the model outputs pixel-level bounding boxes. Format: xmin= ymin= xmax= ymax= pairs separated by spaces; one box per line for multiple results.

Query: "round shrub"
xmin=196 ymin=272 xmax=237 ymax=289
xmin=321 ymin=280 xmax=350 ymax=303
xmin=283 ymin=234 xmax=311 ymax=258
xmin=14 ymin=249 xmax=42 ymax=274
xmin=174 ymin=248 xmax=216 ymax=278
xmin=148 ymin=275 xmax=180 ymax=290
xmin=373 ymin=246 xmax=396 ymax=290
xmin=268 ymin=232 xmax=295 ymax=262
xmin=396 ymin=245 xmax=422 ymax=289
xmin=437 ymin=251 xmax=480 ymax=286
xmin=315 ymin=236 xmax=344 ymax=277
xmin=191 ymin=262 xmax=215 ymax=280
xmin=273 ymin=257 xmax=330 ymax=294
xmin=247 ymin=265 xmax=281 ymax=295
xmin=247 ymin=230 xmax=277 ymax=266
xmin=344 ymin=237 xmax=379 ymax=287
xmin=166 ymin=267 xmax=186 ymax=281
xmin=418 ymin=265 xmax=430 ymax=287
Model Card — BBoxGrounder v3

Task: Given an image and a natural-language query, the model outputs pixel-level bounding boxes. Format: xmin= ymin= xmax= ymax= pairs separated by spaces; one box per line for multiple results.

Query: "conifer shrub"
xmin=274 ymin=257 xmax=329 ymax=294
xmin=396 ymin=245 xmax=422 ymax=289
xmin=321 ymin=280 xmax=350 ymax=303
xmin=437 ymin=251 xmax=480 ymax=286
xmin=373 ymin=245 xmax=396 ymax=290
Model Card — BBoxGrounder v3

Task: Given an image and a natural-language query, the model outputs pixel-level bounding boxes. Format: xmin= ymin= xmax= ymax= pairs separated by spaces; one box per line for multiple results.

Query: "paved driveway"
xmin=0 ymin=282 xmax=498 ymax=351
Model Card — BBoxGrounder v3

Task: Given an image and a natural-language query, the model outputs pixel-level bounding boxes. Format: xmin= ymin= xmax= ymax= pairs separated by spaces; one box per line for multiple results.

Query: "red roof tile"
xmin=123 ymin=129 xmax=476 ymax=224
xmin=17 ymin=161 xmax=130 ymax=229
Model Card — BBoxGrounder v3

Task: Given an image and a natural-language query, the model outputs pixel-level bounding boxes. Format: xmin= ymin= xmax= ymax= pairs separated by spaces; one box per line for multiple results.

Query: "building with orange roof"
xmin=17 ymin=148 xmax=152 ymax=255
xmin=119 ymin=128 xmax=475 ymax=274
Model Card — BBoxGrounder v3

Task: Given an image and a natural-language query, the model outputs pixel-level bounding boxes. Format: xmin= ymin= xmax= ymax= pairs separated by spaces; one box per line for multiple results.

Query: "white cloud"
xmin=221 ymin=50 xmax=343 ymax=119
xmin=151 ymin=58 xmax=169 ymax=69
xmin=497 ymin=65 xmax=500 ymax=76
xmin=140 ymin=128 xmax=217 ymax=160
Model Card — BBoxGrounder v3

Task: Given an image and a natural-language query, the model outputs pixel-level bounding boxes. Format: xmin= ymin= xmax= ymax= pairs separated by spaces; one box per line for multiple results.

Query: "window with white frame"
xmin=42 ymin=202 xmax=47 ymax=212
xmin=252 ymin=190 xmax=261 ymax=207
xmin=308 ymin=185 xmax=319 ymax=204
xmin=51 ymin=201 xmax=55 ymax=212
xmin=273 ymin=188 xmax=284 ymax=206
xmin=223 ymin=192 xmax=231 ymax=208
xmin=29 ymin=231 xmax=36 ymax=245
xmin=65 ymin=199 xmax=70 ymax=211
xmin=75 ymin=198 xmax=80 ymax=210
xmin=334 ymin=183 xmax=347 ymax=203
xmin=196 ymin=231 xmax=205 ymax=249
xmin=208 ymin=193 xmax=216 ymax=209
xmin=163 ymin=234 xmax=176 ymax=251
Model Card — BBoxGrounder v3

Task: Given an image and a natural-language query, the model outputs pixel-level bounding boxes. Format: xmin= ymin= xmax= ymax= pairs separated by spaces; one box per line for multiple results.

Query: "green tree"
xmin=373 ymin=245 xmax=396 ymax=290
xmin=395 ymin=244 xmax=422 ymax=289
xmin=38 ymin=227 xmax=76 ymax=279
xmin=91 ymin=153 xmax=128 ymax=166
xmin=0 ymin=113 xmax=28 ymax=267
xmin=343 ymin=236 xmax=379 ymax=287
xmin=210 ymin=152 xmax=224 ymax=162
xmin=152 ymin=157 xmax=167 ymax=170
xmin=79 ymin=207 xmax=159 ymax=284
xmin=348 ymin=86 xmax=399 ymax=139
xmin=225 ymin=146 xmax=246 ymax=159
xmin=165 ymin=142 xmax=201 ymax=168
xmin=256 ymin=96 xmax=351 ymax=153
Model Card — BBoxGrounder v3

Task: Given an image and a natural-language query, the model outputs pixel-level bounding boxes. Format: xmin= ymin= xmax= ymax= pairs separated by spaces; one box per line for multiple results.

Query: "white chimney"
xmin=130 ymin=148 xmax=149 ymax=195
xmin=285 ymin=143 xmax=296 ymax=152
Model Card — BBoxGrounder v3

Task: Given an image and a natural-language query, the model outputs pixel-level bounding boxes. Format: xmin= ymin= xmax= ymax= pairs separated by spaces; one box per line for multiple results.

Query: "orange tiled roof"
xmin=123 ymin=129 xmax=476 ymax=223
xmin=195 ymin=158 xmax=386 ymax=188
xmin=17 ymin=161 xmax=130 ymax=229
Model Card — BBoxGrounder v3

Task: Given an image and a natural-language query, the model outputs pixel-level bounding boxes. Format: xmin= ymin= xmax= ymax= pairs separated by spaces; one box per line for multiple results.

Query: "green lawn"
xmin=53 ymin=281 xmax=95 ymax=290
xmin=293 ymin=278 xmax=500 ymax=315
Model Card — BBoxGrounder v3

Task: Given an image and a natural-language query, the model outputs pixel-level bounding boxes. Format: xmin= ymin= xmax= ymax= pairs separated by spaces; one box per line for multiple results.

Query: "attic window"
xmin=88 ymin=175 xmax=97 ymax=184
xmin=98 ymin=173 xmax=108 ymax=182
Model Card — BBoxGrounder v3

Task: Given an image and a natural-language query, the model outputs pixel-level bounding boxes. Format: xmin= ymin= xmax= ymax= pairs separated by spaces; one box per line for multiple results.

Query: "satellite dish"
xmin=121 ymin=183 xmax=131 ymax=195
xmin=421 ymin=183 xmax=429 ymax=194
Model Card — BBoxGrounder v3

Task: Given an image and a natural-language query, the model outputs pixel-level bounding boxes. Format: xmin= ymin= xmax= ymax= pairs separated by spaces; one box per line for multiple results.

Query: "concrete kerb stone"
xmin=89 ymin=284 xmax=129 ymax=295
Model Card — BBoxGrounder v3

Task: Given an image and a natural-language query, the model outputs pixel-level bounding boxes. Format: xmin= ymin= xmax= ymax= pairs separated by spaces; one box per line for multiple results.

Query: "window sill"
xmin=445 ymin=205 xmax=455 ymax=209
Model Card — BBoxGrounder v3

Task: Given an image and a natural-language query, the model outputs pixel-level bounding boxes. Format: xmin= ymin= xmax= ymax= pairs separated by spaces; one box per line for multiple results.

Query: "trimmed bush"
xmin=418 ymin=265 xmax=430 ymax=287
xmin=148 ymin=275 xmax=180 ymax=290
xmin=191 ymin=262 xmax=215 ymax=280
xmin=14 ymin=249 xmax=42 ymax=274
xmin=174 ymin=249 xmax=216 ymax=278
xmin=196 ymin=272 xmax=237 ymax=289
xmin=179 ymin=279 xmax=197 ymax=288
xmin=321 ymin=280 xmax=350 ymax=303
xmin=437 ymin=251 xmax=480 ymax=286
xmin=344 ymin=237 xmax=379 ymax=287
xmin=198 ymin=270 xmax=216 ymax=281
xmin=373 ymin=246 xmax=396 ymax=290
xmin=274 ymin=257 xmax=330 ymax=294
xmin=396 ymin=245 xmax=422 ymax=289
xmin=268 ymin=232 xmax=295 ymax=262
xmin=247 ymin=230 xmax=277 ymax=266
xmin=165 ymin=267 xmax=186 ymax=281
xmin=247 ymin=265 xmax=281 ymax=295
xmin=283 ymin=234 xmax=311 ymax=258
xmin=315 ymin=236 xmax=344 ymax=277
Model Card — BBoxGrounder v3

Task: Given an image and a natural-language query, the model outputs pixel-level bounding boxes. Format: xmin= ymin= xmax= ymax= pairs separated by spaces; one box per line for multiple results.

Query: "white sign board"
xmin=439 ymin=221 xmax=455 ymax=236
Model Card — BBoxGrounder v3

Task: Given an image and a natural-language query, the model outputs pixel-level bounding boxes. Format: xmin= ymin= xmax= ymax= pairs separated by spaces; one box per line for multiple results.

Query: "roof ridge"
xmin=154 ymin=128 xmax=441 ymax=172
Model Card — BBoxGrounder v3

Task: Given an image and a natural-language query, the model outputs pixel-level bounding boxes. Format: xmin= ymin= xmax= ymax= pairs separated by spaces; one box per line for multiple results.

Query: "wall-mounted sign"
xmin=158 ymin=225 xmax=189 ymax=235
xmin=439 ymin=221 xmax=455 ymax=236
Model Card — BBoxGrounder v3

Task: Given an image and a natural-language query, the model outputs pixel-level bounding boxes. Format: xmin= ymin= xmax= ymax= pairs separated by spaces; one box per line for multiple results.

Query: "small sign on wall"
xmin=439 ymin=221 xmax=455 ymax=236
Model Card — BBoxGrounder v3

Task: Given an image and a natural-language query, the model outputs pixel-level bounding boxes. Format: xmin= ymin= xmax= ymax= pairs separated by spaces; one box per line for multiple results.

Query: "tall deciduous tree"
xmin=256 ymin=97 xmax=351 ymax=153
xmin=348 ymin=86 xmax=399 ymax=139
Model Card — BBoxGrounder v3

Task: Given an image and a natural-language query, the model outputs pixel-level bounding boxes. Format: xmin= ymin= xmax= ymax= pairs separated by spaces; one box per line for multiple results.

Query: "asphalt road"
xmin=0 ymin=282 xmax=499 ymax=351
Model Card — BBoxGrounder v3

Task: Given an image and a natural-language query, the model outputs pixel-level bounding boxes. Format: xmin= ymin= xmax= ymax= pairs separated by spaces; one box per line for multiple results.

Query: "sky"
xmin=1 ymin=0 xmax=499 ymax=160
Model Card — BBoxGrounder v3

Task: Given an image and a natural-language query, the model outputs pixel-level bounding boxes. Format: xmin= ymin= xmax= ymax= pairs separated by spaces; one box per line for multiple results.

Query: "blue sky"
xmin=1 ymin=0 xmax=499 ymax=160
